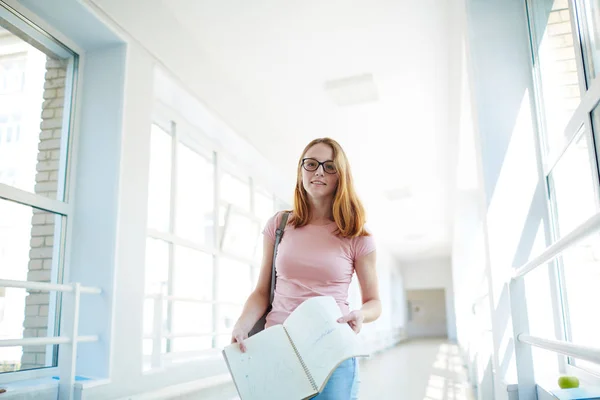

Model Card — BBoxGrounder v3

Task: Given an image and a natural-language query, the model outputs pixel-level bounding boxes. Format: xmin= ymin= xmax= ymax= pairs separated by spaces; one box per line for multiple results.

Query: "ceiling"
xmin=97 ymin=0 xmax=459 ymax=261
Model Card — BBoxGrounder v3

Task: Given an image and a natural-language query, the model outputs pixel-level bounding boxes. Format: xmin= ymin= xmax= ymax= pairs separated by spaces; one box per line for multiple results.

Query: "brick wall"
xmin=21 ymin=57 xmax=67 ymax=370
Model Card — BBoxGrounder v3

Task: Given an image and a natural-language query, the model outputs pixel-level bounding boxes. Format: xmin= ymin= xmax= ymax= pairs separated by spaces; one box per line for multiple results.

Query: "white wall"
xmin=401 ymin=258 xmax=457 ymax=341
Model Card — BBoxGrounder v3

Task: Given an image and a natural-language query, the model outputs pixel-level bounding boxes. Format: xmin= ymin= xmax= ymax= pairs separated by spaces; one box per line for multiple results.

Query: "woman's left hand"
xmin=337 ymin=310 xmax=365 ymax=334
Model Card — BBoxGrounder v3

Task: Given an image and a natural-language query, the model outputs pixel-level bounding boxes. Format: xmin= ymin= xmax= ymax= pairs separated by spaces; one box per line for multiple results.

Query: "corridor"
xmin=193 ymin=340 xmax=475 ymax=400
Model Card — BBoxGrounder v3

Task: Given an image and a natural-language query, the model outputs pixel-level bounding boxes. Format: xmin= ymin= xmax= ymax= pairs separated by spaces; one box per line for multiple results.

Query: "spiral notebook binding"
xmin=284 ymin=327 xmax=318 ymax=391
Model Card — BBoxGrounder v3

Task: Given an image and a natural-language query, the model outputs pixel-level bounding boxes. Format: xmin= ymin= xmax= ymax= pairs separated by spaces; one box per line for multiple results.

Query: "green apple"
xmin=558 ymin=375 xmax=580 ymax=389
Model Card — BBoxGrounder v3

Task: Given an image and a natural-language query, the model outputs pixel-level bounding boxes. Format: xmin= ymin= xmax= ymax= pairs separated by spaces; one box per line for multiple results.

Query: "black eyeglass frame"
xmin=301 ymin=158 xmax=338 ymax=174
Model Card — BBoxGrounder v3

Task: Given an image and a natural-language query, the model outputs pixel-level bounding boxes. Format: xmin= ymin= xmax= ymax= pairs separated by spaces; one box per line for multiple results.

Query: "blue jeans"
xmin=312 ymin=358 xmax=359 ymax=400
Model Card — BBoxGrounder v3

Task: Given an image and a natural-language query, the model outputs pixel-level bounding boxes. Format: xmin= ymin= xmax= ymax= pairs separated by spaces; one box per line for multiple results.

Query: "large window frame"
xmin=143 ymin=103 xmax=284 ymax=369
xmin=527 ymin=0 xmax=600 ymax=379
xmin=0 ymin=0 xmax=79 ymax=384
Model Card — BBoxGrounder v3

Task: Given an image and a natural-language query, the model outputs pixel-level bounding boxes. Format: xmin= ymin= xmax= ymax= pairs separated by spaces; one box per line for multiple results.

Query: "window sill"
xmin=0 ymin=378 xmax=58 ymax=398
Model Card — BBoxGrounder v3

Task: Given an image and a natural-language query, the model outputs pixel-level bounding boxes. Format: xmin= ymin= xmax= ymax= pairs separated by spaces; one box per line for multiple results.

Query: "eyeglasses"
xmin=301 ymin=158 xmax=337 ymax=174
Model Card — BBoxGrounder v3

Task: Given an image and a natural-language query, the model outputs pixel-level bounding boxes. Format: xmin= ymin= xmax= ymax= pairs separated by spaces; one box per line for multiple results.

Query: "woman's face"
xmin=301 ymin=143 xmax=339 ymax=200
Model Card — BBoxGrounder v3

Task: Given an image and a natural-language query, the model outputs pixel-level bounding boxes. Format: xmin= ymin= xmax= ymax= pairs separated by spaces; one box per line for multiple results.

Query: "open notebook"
xmin=222 ymin=296 xmax=368 ymax=400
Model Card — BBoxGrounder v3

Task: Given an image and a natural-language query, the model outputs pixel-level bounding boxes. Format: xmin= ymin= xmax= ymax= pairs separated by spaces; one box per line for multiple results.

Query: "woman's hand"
xmin=231 ymin=323 xmax=250 ymax=353
xmin=337 ymin=310 xmax=365 ymax=334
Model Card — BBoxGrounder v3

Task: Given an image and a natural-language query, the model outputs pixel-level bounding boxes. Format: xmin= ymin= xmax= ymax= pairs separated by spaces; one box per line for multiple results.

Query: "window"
xmin=0 ymin=6 xmax=77 ymax=375
xmin=528 ymin=0 xmax=600 ymax=375
xmin=144 ymin=117 xmax=277 ymax=369
xmin=576 ymin=0 xmax=600 ymax=82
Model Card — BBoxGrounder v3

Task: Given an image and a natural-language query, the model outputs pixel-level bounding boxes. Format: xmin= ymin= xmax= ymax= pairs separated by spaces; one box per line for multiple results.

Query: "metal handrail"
xmin=512 ymin=212 xmax=600 ymax=279
xmin=0 ymin=279 xmax=102 ymax=294
xmin=0 ymin=335 xmax=98 ymax=347
xmin=518 ymin=334 xmax=600 ymax=364
xmin=144 ymin=331 xmax=231 ymax=340
xmin=145 ymin=294 xmax=242 ymax=307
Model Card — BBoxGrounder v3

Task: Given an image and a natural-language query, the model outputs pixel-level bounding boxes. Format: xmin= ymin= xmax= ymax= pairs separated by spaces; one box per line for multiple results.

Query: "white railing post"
xmin=59 ymin=282 xmax=80 ymax=400
xmin=151 ymin=292 xmax=164 ymax=369
xmin=508 ymin=278 xmax=537 ymax=400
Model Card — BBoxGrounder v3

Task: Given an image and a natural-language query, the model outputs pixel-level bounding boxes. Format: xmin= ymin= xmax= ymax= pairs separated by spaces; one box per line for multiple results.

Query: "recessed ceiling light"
xmin=324 ymin=73 xmax=379 ymax=106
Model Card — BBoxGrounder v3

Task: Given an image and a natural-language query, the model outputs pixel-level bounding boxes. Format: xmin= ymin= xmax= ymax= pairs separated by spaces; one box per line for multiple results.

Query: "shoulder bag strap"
xmin=269 ymin=211 xmax=290 ymax=304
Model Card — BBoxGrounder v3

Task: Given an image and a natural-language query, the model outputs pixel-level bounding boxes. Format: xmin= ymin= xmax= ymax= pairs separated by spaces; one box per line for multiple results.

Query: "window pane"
xmin=175 ymin=143 xmax=214 ymax=246
xmin=171 ymin=303 xmax=212 ymax=337
xmin=577 ymin=0 xmax=600 ymax=82
xmin=0 ymin=198 xmax=61 ymax=372
xmin=147 ymin=124 xmax=172 ymax=232
xmin=560 ymin=234 xmax=600 ymax=373
xmin=216 ymin=304 xmax=243 ymax=348
xmin=221 ymin=172 xmax=250 ymax=212
xmin=218 ymin=258 xmax=252 ymax=305
xmin=547 ymin=129 xmax=598 ymax=238
xmin=255 ymin=190 xmax=274 ymax=225
xmin=144 ymin=237 xmax=169 ymax=295
xmin=173 ymin=246 xmax=213 ymax=301
xmin=221 ymin=209 xmax=261 ymax=259
xmin=171 ymin=336 xmax=212 ymax=353
xmin=529 ymin=0 xmax=583 ymax=155
xmin=0 ymin=25 xmax=73 ymax=200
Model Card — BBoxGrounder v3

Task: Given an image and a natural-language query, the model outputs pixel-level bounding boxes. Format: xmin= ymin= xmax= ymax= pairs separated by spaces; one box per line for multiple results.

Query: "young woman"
xmin=231 ymin=137 xmax=381 ymax=399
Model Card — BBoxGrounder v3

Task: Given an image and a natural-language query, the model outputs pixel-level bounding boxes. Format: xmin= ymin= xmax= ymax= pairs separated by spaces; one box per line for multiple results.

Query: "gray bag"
xmin=248 ymin=211 xmax=290 ymax=337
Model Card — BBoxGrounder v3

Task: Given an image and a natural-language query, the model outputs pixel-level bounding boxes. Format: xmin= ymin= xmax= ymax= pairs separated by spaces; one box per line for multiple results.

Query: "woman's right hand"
xmin=231 ymin=323 xmax=249 ymax=353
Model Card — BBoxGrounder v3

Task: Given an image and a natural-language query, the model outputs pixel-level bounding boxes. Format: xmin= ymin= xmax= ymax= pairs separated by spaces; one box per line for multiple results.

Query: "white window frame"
xmin=0 ymin=0 xmax=80 ymax=385
xmin=526 ymin=0 xmax=600 ymax=379
xmin=144 ymin=102 xmax=283 ymax=369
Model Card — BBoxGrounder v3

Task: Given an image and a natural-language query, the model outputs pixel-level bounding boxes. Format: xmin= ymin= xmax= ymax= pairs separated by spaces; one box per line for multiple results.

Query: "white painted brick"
xmin=37 ymin=151 xmax=50 ymax=161
xmin=35 ymin=182 xmax=58 ymax=193
xmin=36 ymin=171 xmax=50 ymax=182
xmin=23 ymin=316 xmax=48 ymax=328
xmin=56 ymin=88 xmax=65 ymax=97
xmin=30 ymin=237 xmax=45 ymax=248
xmin=55 ymin=108 xmax=63 ymax=118
xmin=52 ymin=129 xmax=62 ymax=139
xmin=45 ymin=236 xmax=54 ymax=247
xmin=28 ymin=260 xmax=43 ymax=270
xmin=51 ymin=151 xmax=60 ymax=160
xmin=31 ymin=214 xmax=47 ymax=225
xmin=43 ymin=259 xmax=53 ymax=270
xmin=42 ymin=109 xmax=54 ymax=119
xmin=21 ymin=354 xmax=36 ymax=364
xmin=23 ymin=328 xmax=37 ymax=338
xmin=44 ymin=78 xmax=65 ymax=90
xmin=45 ymin=191 xmax=58 ymax=199
xmin=26 ymin=305 xmax=40 ymax=316
xmin=49 ymin=171 xmax=58 ymax=181
xmin=42 ymin=98 xmax=64 ymax=108
xmin=46 ymin=58 xmax=64 ymax=68
xmin=26 ymin=345 xmax=46 ymax=354
xmin=36 ymin=354 xmax=47 ymax=365
xmin=26 ymin=294 xmax=49 ymax=305
xmin=46 ymin=214 xmax=56 ymax=224
xmin=43 ymin=89 xmax=57 ymax=99
xmin=36 ymin=161 xmax=59 ymax=172
xmin=41 ymin=118 xmax=62 ymax=130
xmin=38 ymin=139 xmax=61 ymax=151
xmin=58 ymin=69 xmax=66 ymax=78
xmin=45 ymin=70 xmax=58 ymax=80
xmin=37 ymin=329 xmax=47 ymax=337
xmin=27 ymin=268 xmax=52 ymax=281
xmin=39 ymin=305 xmax=49 ymax=317
xmin=40 ymin=130 xmax=53 ymax=140
xmin=31 ymin=225 xmax=54 ymax=237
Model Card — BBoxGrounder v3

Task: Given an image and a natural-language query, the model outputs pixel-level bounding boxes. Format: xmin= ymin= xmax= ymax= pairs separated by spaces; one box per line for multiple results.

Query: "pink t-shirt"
xmin=263 ymin=211 xmax=376 ymax=328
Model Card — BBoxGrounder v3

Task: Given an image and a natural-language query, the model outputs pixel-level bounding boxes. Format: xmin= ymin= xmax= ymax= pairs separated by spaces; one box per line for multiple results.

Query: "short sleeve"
xmin=262 ymin=211 xmax=283 ymax=244
xmin=352 ymin=234 xmax=376 ymax=260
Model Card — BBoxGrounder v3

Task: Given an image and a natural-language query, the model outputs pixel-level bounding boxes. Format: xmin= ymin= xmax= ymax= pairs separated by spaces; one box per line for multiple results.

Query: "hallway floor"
xmin=210 ymin=338 xmax=475 ymax=400
xmin=359 ymin=338 xmax=475 ymax=399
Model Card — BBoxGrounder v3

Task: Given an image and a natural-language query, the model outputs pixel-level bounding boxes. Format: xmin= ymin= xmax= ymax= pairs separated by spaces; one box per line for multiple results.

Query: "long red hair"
xmin=289 ymin=138 xmax=369 ymax=238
